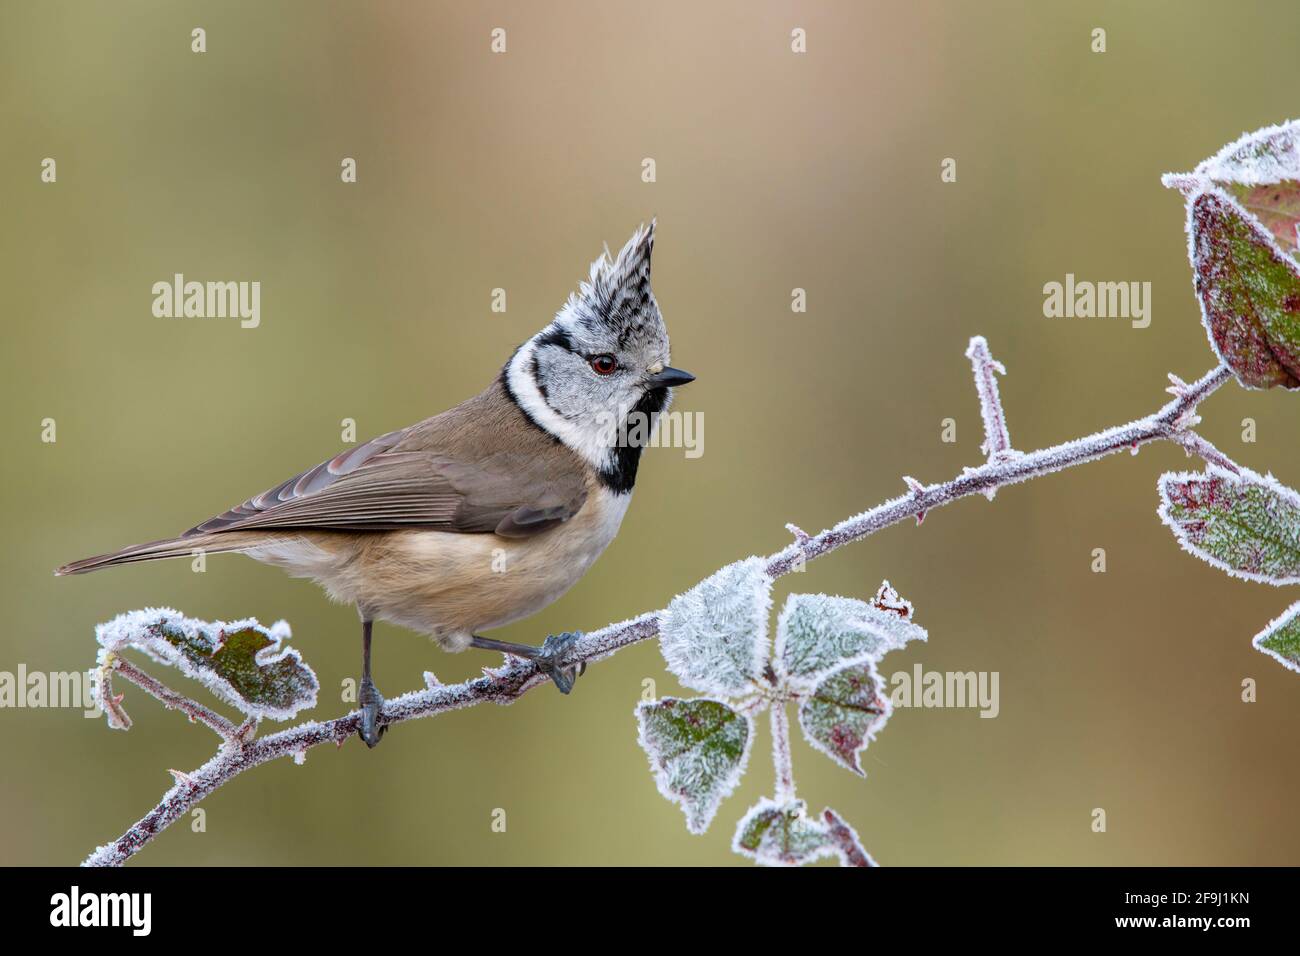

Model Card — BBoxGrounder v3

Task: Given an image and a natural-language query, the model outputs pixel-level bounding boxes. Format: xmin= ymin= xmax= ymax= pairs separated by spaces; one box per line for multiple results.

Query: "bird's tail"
xmin=55 ymin=531 xmax=267 ymax=576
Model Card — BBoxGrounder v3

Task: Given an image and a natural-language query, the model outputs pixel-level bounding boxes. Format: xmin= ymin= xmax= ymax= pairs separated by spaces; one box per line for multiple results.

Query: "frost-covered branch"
xmin=84 ymin=339 xmax=1233 ymax=867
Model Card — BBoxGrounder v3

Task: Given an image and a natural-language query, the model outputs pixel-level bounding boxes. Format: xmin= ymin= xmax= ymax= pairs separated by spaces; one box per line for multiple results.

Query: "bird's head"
xmin=505 ymin=221 xmax=694 ymax=479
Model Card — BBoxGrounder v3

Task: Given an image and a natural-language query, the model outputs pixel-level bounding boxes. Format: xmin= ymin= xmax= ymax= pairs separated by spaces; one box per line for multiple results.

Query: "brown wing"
xmin=185 ymin=421 xmax=589 ymax=539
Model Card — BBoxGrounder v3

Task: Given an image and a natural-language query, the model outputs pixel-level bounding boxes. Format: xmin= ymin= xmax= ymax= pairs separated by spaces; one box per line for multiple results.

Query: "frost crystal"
xmin=95 ymin=607 xmax=319 ymax=721
xmin=731 ymin=798 xmax=839 ymax=867
xmin=797 ymin=660 xmax=891 ymax=776
xmin=635 ymin=697 xmax=753 ymax=834
xmin=1157 ymin=467 xmax=1300 ymax=585
xmin=658 ymin=557 xmax=773 ymax=695
xmin=1252 ymin=601 xmax=1300 ymax=673
xmin=776 ymin=587 xmax=926 ymax=683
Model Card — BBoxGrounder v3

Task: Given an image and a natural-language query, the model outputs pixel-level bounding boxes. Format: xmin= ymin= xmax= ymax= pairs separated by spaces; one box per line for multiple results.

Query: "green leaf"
xmin=798 ymin=661 xmax=890 ymax=776
xmin=776 ymin=583 xmax=926 ymax=684
xmin=732 ymin=798 xmax=839 ymax=866
xmin=1157 ymin=467 xmax=1300 ymax=584
xmin=658 ymin=557 xmax=773 ymax=695
xmin=635 ymin=697 xmax=753 ymax=834
xmin=1253 ymin=601 xmax=1300 ymax=674
xmin=95 ymin=608 xmax=319 ymax=721
xmin=1187 ymin=188 xmax=1300 ymax=389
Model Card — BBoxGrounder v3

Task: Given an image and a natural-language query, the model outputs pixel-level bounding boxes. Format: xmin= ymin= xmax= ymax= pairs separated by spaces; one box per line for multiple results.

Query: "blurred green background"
xmin=3 ymin=0 xmax=1299 ymax=866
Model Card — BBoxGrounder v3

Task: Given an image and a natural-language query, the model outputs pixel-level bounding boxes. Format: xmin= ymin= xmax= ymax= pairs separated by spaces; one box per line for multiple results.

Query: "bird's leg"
xmin=470 ymin=632 xmax=586 ymax=694
xmin=357 ymin=619 xmax=386 ymax=748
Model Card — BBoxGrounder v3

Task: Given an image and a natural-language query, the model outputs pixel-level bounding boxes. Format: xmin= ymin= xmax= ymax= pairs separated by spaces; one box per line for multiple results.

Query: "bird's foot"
xmin=470 ymin=631 xmax=587 ymax=694
xmin=534 ymin=631 xmax=586 ymax=695
xmin=357 ymin=675 xmax=387 ymax=748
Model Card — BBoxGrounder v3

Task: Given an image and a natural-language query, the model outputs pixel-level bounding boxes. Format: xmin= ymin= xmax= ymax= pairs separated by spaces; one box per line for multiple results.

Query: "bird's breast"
xmin=349 ymin=488 xmax=633 ymax=639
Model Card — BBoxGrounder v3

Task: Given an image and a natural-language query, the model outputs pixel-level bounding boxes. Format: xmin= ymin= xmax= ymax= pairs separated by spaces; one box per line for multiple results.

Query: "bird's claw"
xmin=358 ymin=676 xmax=387 ymax=748
xmin=536 ymin=631 xmax=585 ymax=695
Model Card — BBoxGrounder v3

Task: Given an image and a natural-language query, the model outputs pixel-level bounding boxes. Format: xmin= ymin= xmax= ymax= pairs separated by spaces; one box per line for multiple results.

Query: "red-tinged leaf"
xmin=1157 ymin=467 xmax=1300 ymax=585
xmin=1188 ymin=189 xmax=1300 ymax=388
xmin=797 ymin=661 xmax=891 ymax=776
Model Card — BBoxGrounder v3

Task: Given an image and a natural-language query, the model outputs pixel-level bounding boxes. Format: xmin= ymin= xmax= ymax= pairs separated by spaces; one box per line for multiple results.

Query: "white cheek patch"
xmin=507 ymin=338 xmax=617 ymax=470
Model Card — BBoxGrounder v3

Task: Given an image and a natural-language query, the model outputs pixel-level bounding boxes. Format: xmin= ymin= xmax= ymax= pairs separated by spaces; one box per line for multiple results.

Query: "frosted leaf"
xmin=731 ymin=798 xmax=839 ymax=867
xmin=1192 ymin=120 xmax=1300 ymax=187
xmin=1252 ymin=601 xmax=1300 ymax=674
xmin=95 ymin=608 xmax=318 ymax=721
xmin=1157 ymin=467 xmax=1300 ymax=585
xmin=1185 ymin=188 xmax=1300 ymax=389
xmin=776 ymin=583 xmax=926 ymax=684
xmin=636 ymin=697 xmax=753 ymax=835
xmin=1172 ymin=120 xmax=1300 ymax=256
xmin=658 ymin=557 xmax=772 ymax=695
xmin=797 ymin=660 xmax=890 ymax=776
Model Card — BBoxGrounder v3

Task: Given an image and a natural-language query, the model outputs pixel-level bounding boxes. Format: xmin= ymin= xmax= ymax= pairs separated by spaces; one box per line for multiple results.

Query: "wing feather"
xmin=184 ymin=424 xmax=588 ymax=538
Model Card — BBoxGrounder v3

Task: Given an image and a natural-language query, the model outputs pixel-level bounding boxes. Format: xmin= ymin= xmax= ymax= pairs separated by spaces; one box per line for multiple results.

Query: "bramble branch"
xmin=106 ymin=654 xmax=241 ymax=743
xmin=83 ymin=337 xmax=1234 ymax=867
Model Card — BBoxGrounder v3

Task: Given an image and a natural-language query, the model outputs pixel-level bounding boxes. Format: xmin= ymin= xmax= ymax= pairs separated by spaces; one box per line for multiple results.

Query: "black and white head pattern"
xmin=505 ymin=222 xmax=674 ymax=492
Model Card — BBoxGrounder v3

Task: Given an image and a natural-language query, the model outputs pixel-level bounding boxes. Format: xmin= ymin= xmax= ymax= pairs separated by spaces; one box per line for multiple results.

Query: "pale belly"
xmin=249 ymin=490 xmax=632 ymax=650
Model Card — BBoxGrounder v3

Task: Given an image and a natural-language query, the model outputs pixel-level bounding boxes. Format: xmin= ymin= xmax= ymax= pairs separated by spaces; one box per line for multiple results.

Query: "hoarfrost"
xmin=658 ymin=557 xmax=772 ymax=695
xmin=95 ymin=607 xmax=319 ymax=721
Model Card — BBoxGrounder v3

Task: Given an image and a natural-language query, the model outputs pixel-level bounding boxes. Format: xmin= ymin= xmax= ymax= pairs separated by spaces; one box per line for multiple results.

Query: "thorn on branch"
xmin=784 ymin=522 xmax=810 ymax=545
xmin=234 ymin=719 xmax=258 ymax=746
xmin=902 ymin=476 xmax=927 ymax=524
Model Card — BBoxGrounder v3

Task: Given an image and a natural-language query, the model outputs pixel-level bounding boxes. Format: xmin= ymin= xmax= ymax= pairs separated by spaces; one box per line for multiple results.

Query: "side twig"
xmin=109 ymin=656 xmax=241 ymax=743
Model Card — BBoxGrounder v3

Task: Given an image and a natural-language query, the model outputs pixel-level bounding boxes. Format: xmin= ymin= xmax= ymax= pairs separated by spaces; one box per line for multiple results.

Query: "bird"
xmin=57 ymin=222 xmax=694 ymax=747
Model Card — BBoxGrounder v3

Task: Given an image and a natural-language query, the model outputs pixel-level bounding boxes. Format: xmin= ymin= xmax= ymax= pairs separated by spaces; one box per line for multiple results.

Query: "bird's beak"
xmin=646 ymin=366 xmax=696 ymax=388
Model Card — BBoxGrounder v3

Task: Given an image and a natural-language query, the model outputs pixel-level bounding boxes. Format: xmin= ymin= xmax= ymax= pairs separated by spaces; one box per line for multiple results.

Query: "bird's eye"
xmin=589 ymin=354 xmax=618 ymax=376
